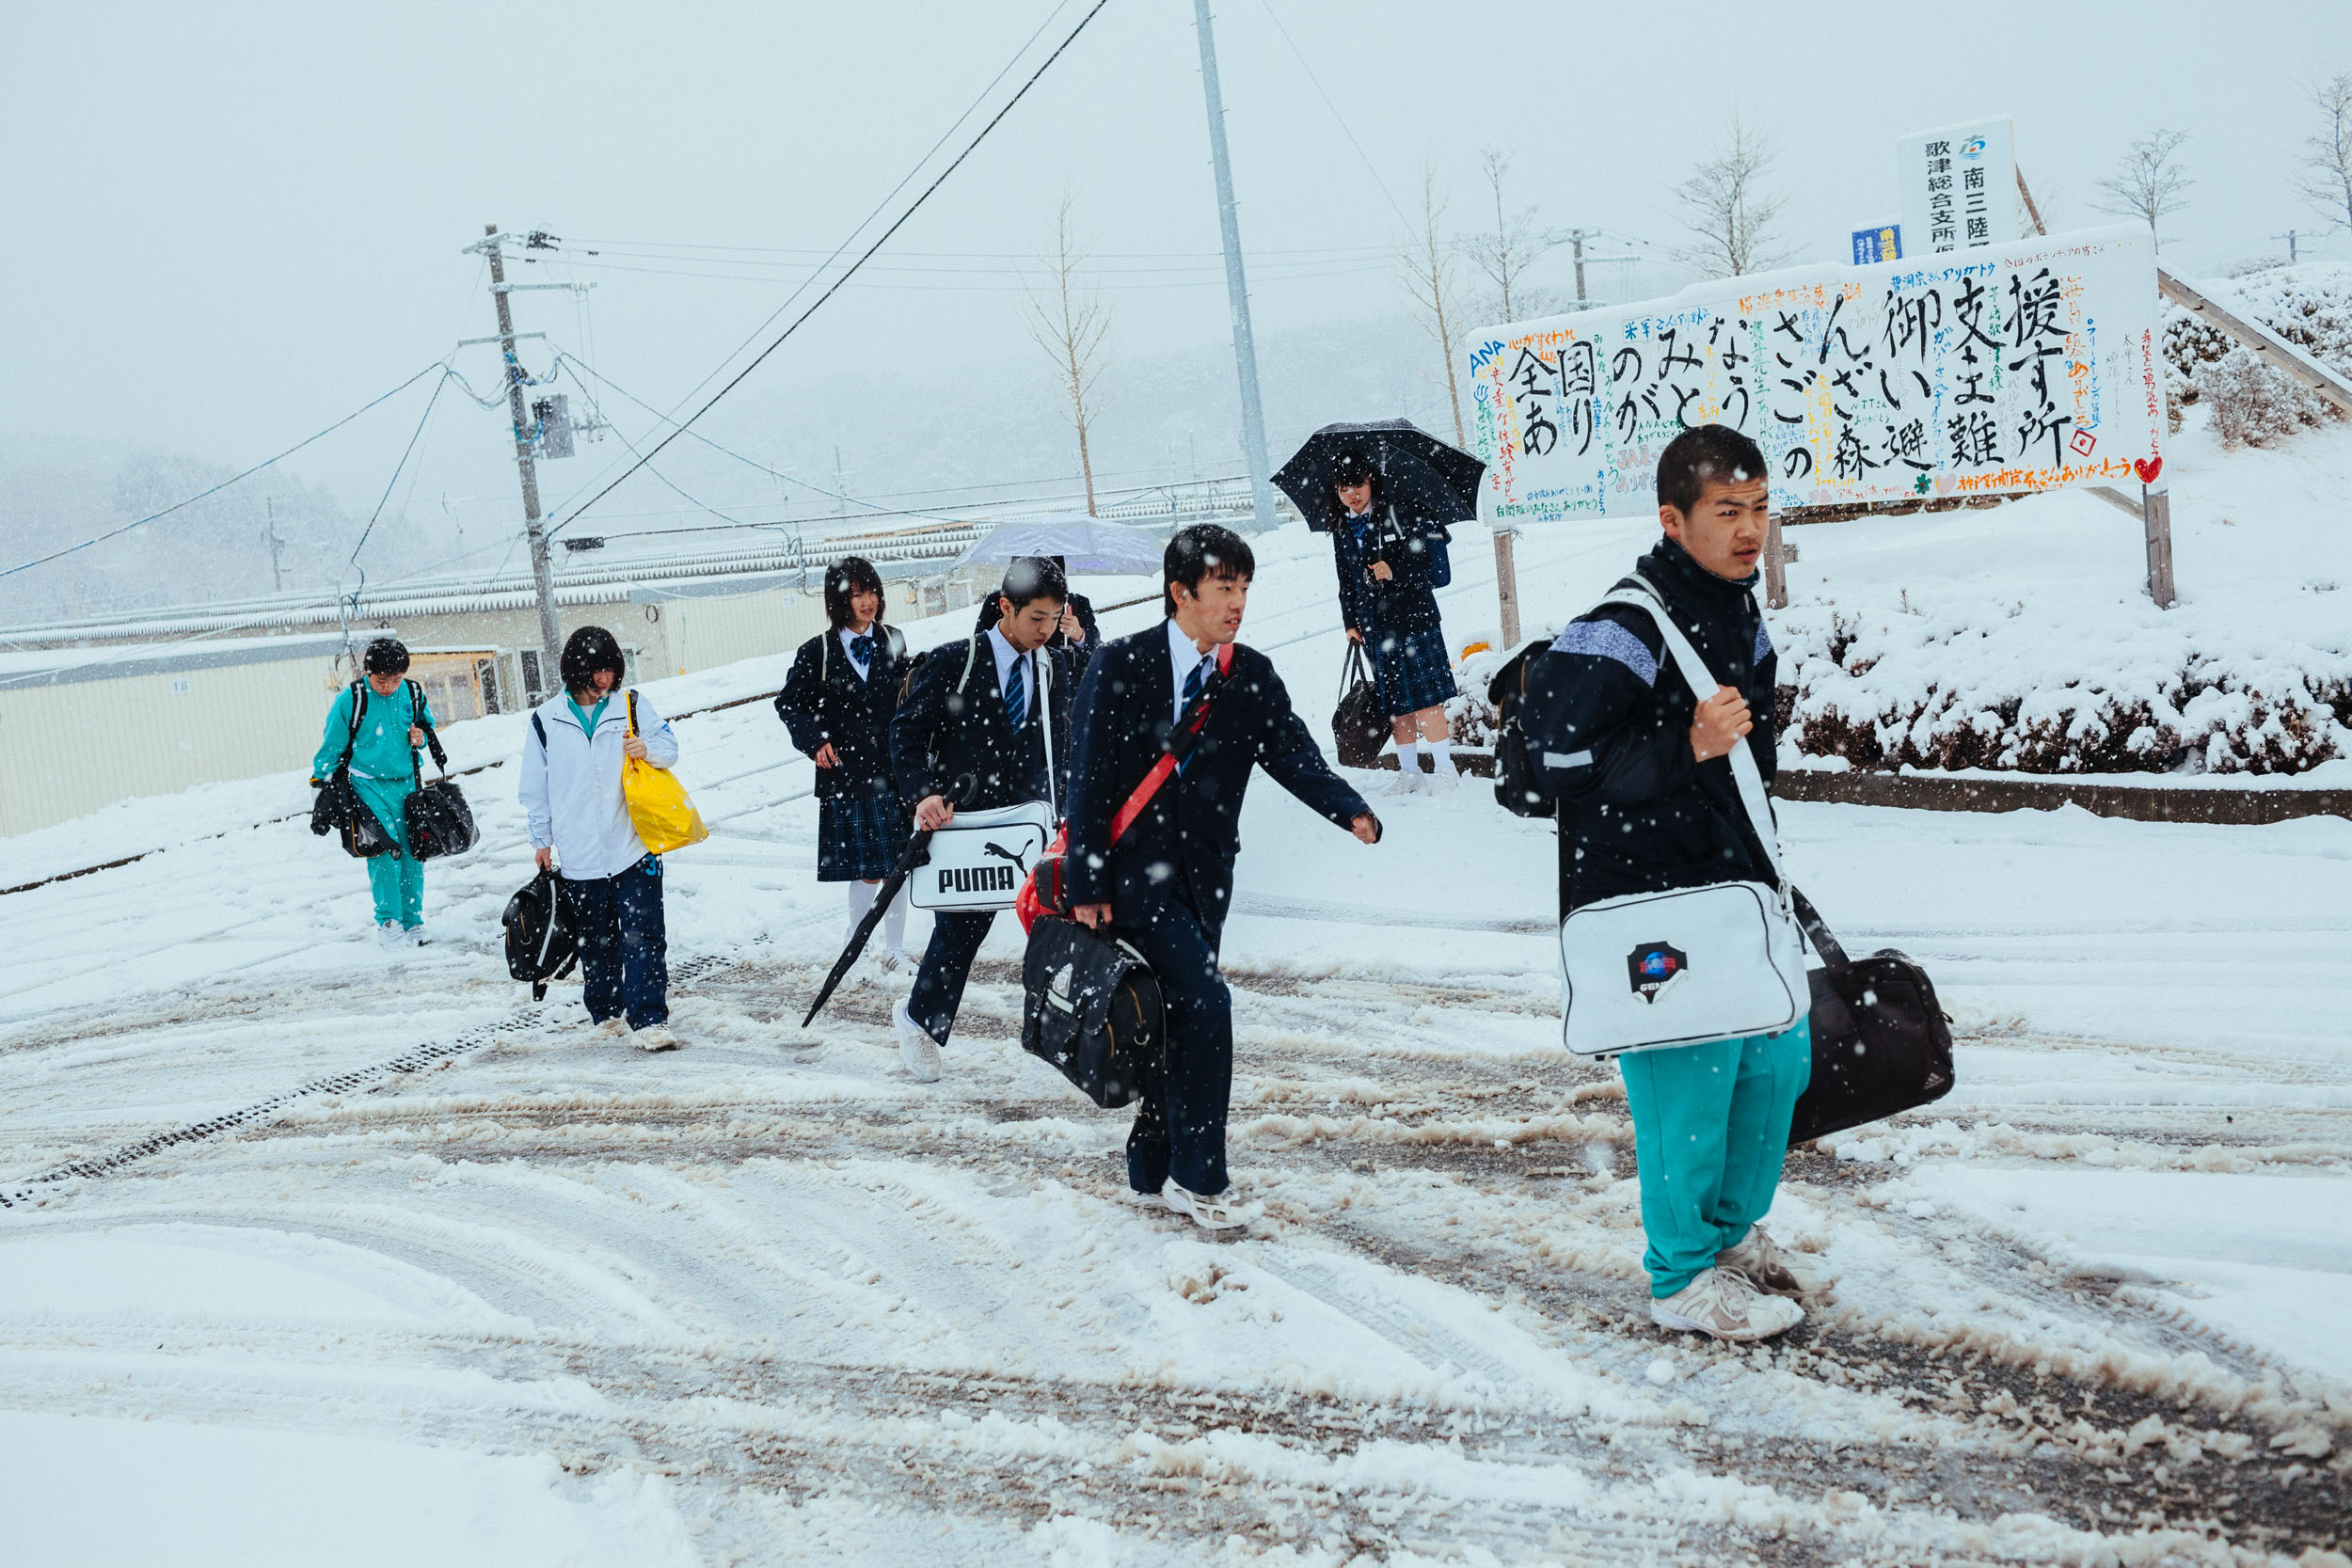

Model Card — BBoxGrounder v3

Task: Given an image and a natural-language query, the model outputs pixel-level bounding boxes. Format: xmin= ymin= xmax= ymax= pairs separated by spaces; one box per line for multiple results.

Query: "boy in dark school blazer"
xmin=1064 ymin=525 xmax=1380 ymax=1229
xmin=887 ymin=557 xmax=1075 ymax=1082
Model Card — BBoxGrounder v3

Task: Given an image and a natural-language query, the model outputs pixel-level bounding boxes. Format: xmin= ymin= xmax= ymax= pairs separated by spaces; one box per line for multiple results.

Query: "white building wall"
xmin=0 ymin=650 xmax=344 ymax=837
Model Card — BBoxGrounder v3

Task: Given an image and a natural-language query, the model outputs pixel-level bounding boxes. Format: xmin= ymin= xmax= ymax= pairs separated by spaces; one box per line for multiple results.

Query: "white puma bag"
xmin=910 ymin=649 xmax=1058 ymax=913
xmin=1558 ymin=582 xmax=1809 ymax=1057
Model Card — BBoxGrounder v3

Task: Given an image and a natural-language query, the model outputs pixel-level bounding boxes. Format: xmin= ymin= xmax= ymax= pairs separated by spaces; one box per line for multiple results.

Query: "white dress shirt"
xmin=837 ymin=625 xmax=874 ymax=680
xmin=1165 ymin=616 xmax=1217 ymax=728
xmin=985 ymin=625 xmax=1037 ymax=722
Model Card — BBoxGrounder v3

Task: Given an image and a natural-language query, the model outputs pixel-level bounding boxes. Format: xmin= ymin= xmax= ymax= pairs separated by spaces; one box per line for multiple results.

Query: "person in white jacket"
xmin=517 ymin=626 xmax=683 ymax=1051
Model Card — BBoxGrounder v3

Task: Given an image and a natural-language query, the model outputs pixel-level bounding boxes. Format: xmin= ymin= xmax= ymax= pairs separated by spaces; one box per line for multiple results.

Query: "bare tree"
xmin=2294 ymin=72 xmax=2352 ymax=234
xmin=1673 ymin=116 xmax=1789 ymax=278
xmin=1461 ymin=149 xmax=1561 ymax=325
xmin=2094 ymin=129 xmax=2193 ymax=248
xmin=1023 ymin=192 xmax=1112 ymax=515
xmin=1399 ymin=166 xmax=1469 ymax=444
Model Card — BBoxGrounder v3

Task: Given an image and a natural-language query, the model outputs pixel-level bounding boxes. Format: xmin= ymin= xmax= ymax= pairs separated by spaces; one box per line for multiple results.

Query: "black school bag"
xmin=502 ymin=868 xmax=580 ymax=1001
xmin=310 ymin=680 xmax=397 ymax=859
xmin=1788 ymin=889 xmax=1956 ymax=1144
xmin=1021 ymin=919 xmax=1165 ymax=1109
xmin=401 ymin=691 xmax=477 ymax=861
xmin=1330 ymin=642 xmax=1388 ymax=768
xmin=1486 ymin=638 xmax=1556 ymax=818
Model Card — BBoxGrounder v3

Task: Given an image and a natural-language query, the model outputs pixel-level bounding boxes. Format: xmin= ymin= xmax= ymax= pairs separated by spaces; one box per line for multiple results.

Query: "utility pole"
xmin=1193 ymin=0 xmax=1278 ymax=533
xmin=2272 ymin=230 xmax=2299 ymax=262
xmin=473 ymin=224 xmax=563 ymax=691
xmin=262 ymin=497 xmax=285 ymax=593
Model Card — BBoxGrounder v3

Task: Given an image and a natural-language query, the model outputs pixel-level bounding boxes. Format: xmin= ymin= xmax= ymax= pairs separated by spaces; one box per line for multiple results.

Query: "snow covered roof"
xmin=0 ymin=633 xmax=347 ymax=690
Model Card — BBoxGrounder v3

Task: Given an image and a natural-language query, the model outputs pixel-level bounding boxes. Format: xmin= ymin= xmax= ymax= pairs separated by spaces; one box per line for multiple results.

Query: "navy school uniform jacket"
xmin=889 ymin=633 xmax=1074 ymax=814
xmin=1329 ymin=506 xmax=1443 ymax=636
xmin=1063 ymin=625 xmax=1370 ymax=941
xmin=1518 ymin=535 xmax=1780 ymax=912
xmin=773 ymin=626 xmax=907 ymax=802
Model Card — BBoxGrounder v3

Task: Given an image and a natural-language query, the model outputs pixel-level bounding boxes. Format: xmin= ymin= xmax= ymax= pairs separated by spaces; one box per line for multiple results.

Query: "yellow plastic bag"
xmin=622 ymin=689 xmax=709 ymax=855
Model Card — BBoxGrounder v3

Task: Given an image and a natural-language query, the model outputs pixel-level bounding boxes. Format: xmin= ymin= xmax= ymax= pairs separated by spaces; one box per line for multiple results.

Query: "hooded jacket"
xmin=517 ymin=689 xmax=680 ymax=881
xmin=1518 ymin=535 xmax=1779 ymax=911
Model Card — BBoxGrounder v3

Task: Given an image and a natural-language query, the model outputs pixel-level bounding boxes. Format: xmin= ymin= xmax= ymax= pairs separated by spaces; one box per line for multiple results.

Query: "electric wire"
xmin=1254 ymin=0 xmax=1412 ymax=235
xmin=0 ymin=362 xmax=448 ymax=584
xmin=545 ymin=0 xmax=1115 ymax=541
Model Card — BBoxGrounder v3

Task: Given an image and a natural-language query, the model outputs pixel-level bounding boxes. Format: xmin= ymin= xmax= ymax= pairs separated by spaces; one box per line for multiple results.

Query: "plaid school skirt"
xmin=1368 ymin=624 xmax=1458 ymax=718
xmin=818 ymin=790 xmax=910 ymax=882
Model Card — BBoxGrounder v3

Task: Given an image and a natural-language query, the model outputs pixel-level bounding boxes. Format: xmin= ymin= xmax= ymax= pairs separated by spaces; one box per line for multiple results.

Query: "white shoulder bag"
xmin=911 ymin=647 xmax=1057 ymax=913
xmin=1557 ymin=581 xmax=1809 ymax=1057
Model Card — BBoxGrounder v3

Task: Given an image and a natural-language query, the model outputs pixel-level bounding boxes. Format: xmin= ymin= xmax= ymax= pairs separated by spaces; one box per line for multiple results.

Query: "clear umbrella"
xmin=954 ymin=513 xmax=1170 ymax=575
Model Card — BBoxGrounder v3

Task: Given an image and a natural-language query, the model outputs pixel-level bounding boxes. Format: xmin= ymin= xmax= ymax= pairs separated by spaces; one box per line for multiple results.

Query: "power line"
xmin=0 ymin=362 xmax=448 ymax=584
xmin=546 ymin=0 xmax=1115 ymax=541
xmin=1254 ymin=0 xmax=1412 ymax=235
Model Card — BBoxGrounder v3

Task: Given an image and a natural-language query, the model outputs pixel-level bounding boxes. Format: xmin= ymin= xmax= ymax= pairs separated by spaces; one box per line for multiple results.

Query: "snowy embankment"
xmin=1 ymin=465 xmax=2348 ymax=1561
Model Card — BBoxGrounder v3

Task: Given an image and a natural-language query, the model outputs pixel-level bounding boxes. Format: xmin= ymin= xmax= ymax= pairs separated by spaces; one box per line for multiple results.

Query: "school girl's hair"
xmin=1162 ymin=524 xmax=1255 ymax=616
xmin=1656 ymin=424 xmax=1768 ymax=515
xmin=823 ymin=556 xmax=886 ymax=630
xmin=559 ymin=626 xmax=627 ymax=695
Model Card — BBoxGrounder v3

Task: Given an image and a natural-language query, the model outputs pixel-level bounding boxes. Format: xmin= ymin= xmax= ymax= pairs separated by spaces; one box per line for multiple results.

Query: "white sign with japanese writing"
xmin=1899 ymin=117 xmax=2018 ymax=256
xmin=1460 ymin=224 xmax=2166 ymax=527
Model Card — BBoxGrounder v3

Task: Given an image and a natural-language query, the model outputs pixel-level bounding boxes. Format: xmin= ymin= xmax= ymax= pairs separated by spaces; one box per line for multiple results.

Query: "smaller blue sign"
xmin=1851 ymin=224 xmax=1902 ymax=265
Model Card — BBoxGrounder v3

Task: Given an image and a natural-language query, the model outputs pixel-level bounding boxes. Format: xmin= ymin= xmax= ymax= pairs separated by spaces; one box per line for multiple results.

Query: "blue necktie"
xmin=1177 ymin=654 xmax=1213 ymax=772
xmin=1004 ymin=657 xmax=1026 ymax=730
xmin=849 ymin=633 xmax=875 ymax=665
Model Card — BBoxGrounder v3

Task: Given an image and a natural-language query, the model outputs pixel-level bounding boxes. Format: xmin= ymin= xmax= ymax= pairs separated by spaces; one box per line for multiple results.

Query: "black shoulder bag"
xmin=402 ymin=680 xmax=477 ymax=861
xmin=310 ymin=680 xmax=396 ymax=859
xmin=1331 ymin=641 xmax=1387 ymax=768
xmin=1787 ymin=888 xmax=1956 ymax=1144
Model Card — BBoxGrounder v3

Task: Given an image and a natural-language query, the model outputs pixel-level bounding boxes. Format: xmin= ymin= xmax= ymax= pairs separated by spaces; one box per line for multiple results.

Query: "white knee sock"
xmin=1429 ymin=737 xmax=1456 ymax=776
xmin=882 ymin=885 xmax=908 ymax=953
xmin=1395 ymin=738 xmax=1421 ymax=775
xmin=846 ymin=879 xmax=878 ymax=939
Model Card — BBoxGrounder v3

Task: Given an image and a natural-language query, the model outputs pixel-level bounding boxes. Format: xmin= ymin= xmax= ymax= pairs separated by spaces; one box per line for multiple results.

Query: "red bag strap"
xmin=1109 ymin=641 xmax=1232 ymax=844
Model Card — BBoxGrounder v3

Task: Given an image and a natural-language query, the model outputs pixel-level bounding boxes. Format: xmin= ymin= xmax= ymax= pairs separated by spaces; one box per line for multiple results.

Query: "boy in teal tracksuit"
xmin=312 ymin=637 xmax=436 ymax=946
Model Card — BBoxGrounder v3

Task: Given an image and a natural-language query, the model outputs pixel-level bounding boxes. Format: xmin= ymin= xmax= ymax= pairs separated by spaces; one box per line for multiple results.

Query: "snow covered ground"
xmin=3 ymin=427 xmax=2348 ymax=1564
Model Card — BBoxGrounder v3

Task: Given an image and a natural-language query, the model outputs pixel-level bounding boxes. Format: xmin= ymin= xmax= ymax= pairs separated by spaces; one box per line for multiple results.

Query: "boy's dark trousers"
xmin=906 ymin=910 xmax=995 ymax=1046
xmin=1120 ymin=883 xmax=1235 ymax=1196
xmin=563 ymin=855 xmax=669 ymax=1030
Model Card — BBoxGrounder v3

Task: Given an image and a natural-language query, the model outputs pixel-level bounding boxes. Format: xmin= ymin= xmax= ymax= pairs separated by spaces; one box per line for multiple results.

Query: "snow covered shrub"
xmin=2162 ymin=261 xmax=2352 ymax=431
xmin=2198 ymin=347 xmax=2330 ymax=448
xmin=1774 ymin=593 xmax=2352 ymax=776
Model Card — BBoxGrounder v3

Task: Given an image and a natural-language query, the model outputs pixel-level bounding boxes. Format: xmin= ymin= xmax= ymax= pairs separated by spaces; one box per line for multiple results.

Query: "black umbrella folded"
xmin=1274 ymin=420 xmax=1486 ymax=532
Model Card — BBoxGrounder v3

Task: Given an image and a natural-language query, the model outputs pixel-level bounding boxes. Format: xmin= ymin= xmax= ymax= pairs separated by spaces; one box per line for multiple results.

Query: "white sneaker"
xmin=405 ymin=925 xmax=431 ymax=946
xmin=1717 ymin=1227 xmax=1832 ymax=1298
xmin=1163 ymin=1180 xmax=1247 ymax=1231
xmin=632 ymin=1024 xmax=681 ymax=1053
xmin=895 ymin=999 xmax=942 ymax=1083
xmin=1381 ymin=768 xmax=1423 ymax=797
xmin=592 ymin=1018 xmax=629 ymax=1039
xmin=1650 ymin=1266 xmax=1804 ymax=1341
xmin=375 ymin=921 xmax=405 ymax=949
xmin=1426 ymin=768 xmax=1461 ymax=796
xmin=877 ymin=946 xmax=915 ymax=975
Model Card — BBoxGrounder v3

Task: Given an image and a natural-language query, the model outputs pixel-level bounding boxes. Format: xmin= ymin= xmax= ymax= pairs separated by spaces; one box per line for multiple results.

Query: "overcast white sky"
xmin=3 ymin=0 xmax=2344 ymax=529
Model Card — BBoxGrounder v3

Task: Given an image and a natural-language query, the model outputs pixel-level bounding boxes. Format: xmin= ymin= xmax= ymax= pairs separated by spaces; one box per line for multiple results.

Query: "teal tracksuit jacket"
xmin=313 ymin=681 xmax=437 ymax=927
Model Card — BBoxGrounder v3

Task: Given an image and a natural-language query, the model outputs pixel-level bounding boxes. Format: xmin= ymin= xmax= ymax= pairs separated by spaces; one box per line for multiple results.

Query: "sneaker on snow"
xmin=1425 ymin=768 xmax=1461 ymax=796
xmin=592 ymin=1018 xmax=629 ymax=1039
xmin=1381 ymin=768 xmax=1424 ymax=797
xmin=1717 ymin=1227 xmax=1831 ymax=1298
xmin=405 ymin=925 xmax=430 ymax=945
xmin=1163 ymin=1180 xmax=1247 ymax=1231
xmin=894 ymin=999 xmax=942 ymax=1083
xmin=1650 ymin=1266 xmax=1804 ymax=1341
xmin=877 ymin=946 xmax=915 ymax=974
xmin=374 ymin=920 xmax=405 ymax=949
xmin=631 ymin=1024 xmax=681 ymax=1053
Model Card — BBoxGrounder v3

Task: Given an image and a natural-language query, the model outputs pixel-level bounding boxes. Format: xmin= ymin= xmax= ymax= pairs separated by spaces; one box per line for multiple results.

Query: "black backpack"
xmin=1021 ymin=919 xmax=1164 ymax=1108
xmin=1486 ymin=639 xmax=1556 ymax=818
xmin=502 ymin=868 xmax=580 ymax=1001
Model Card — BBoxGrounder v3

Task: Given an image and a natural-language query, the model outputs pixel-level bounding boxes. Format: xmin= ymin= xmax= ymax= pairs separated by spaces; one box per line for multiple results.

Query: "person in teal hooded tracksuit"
xmin=312 ymin=637 xmax=437 ymax=946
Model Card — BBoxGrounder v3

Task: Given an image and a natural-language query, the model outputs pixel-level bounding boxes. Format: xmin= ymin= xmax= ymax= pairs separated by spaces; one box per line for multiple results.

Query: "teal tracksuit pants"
xmin=1617 ymin=1019 xmax=1812 ymax=1298
xmin=351 ymin=775 xmax=424 ymax=928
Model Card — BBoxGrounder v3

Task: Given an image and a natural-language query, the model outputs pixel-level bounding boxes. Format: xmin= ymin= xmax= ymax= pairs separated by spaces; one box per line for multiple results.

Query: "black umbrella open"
xmin=1273 ymin=420 xmax=1486 ymax=532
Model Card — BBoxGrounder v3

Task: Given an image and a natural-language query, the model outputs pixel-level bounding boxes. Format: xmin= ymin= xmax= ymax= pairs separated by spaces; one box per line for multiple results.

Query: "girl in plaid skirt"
xmin=1326 ymin=452 xmax=1460 ymax=795
xmin=775 ymin=557 xmax=915 ymax=968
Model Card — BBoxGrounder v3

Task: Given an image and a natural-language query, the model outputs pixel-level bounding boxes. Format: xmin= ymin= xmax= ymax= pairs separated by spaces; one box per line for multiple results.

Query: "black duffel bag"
xmin=1021 ymin=918 xmax=1165 ymax=1109
xmin=401 ymin=703 xmax=477 ymax=861
xmin=310 ymin=679 xmax=397 ymax=859
xmin=502 ymin=868 xmax=580 ymax=1001
xmin=1331 ymin=642 xmax=1388 ymax=768
xmin=1788 ymin=888 xmax=1955 ymax=1144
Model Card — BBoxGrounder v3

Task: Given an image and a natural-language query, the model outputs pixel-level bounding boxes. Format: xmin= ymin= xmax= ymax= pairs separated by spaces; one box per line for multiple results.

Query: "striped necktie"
xmin=1004 ymin=655 xmax=1026 ymax=729
xmin=1177 ymin=653 xmax=1214 ymax=772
